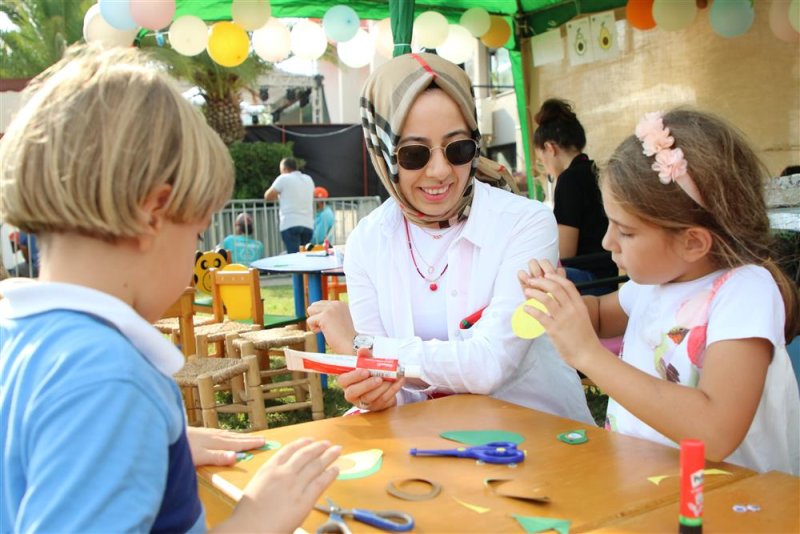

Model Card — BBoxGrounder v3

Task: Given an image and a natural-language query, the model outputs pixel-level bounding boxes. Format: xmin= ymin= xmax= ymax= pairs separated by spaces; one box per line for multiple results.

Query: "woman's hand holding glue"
xmin=286 ymin=347 xmax=408 ymax=412
xmin=516 ymin=259 xmax=603 ymax=369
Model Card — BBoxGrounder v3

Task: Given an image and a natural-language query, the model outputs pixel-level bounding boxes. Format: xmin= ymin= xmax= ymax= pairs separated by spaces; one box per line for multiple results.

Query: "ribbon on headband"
xmin=635 ymin=112 xmax=706 ymax=208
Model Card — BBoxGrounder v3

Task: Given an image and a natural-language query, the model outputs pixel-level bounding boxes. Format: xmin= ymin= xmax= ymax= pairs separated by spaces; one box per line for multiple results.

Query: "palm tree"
xmin=0 ymin=0 xmax=92 ymax=78
xmin=146 ymin=43 xmax=272 ymax=145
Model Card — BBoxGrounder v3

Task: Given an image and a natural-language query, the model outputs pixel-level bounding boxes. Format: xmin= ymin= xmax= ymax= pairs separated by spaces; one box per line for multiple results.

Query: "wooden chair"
xmin=301 ymin=245 xmax=347 ymax=306
xmin=230 ymin=327 xmax=325 ymax=426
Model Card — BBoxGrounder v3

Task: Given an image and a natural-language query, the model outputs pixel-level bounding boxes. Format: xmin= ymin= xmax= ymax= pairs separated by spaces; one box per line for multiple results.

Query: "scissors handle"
xmin=351 ymin=508 xmax=414 ymax=532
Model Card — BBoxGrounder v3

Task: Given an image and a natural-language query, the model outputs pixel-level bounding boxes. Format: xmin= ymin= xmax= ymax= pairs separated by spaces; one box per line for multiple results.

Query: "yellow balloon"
xmin=207 ymin=21 xmax=250 ymax=67
xmin=511 ymin=298 xmax=548 ymax=339
xmin=480 ymin=16 xmax=511 ymax=49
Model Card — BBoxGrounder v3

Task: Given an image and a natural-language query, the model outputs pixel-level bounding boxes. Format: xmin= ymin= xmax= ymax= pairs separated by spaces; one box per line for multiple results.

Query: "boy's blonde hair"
xmin=604 ymin=108 xmax=799 ymax=341
xmin=0 ymin=43 xmax=233 ymax=239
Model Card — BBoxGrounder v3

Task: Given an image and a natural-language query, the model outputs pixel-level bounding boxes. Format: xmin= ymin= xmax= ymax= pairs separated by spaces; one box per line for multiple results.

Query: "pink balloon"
xmin=130 ymin=0 xmax=176 ymax=31
xmin=770 ymin=0 xmax=800 ymax=42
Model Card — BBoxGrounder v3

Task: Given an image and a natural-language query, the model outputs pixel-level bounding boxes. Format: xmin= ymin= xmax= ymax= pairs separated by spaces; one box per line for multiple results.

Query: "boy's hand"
xmin=187 ymin=427 xmax=266 ymax=466
xmin=218 ymin=438 xmax=341 ymax=533
xmin=306 ymin=300 xmax=355 ymax=355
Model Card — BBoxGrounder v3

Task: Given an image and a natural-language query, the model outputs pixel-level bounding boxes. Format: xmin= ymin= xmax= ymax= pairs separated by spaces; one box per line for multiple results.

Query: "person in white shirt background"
xmin=306 ymin=52 xmax=592 ymax=424
xmin=263 ymin=157 xmax=314 ymax=254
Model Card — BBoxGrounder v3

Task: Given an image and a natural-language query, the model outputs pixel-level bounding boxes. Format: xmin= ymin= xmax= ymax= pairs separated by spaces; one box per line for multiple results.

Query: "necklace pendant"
xmin=429 ymin=282 xmax=438 ymax=291
xmin=427 ymin=266 xmax=434 ymax=274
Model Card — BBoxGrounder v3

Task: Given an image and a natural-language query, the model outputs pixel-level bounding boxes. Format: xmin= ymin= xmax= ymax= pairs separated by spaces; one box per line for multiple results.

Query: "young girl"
xmin=519 ymin=109 xmax=799 ymax=475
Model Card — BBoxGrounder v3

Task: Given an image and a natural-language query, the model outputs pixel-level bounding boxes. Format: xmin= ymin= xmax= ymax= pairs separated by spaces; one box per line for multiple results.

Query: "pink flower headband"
xmin=635 ymin=112 xmax=706 ymax=208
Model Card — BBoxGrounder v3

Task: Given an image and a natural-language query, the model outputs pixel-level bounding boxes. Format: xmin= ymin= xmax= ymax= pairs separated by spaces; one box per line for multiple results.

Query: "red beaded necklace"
xmin=404 ymin=218 xmax=448 ymax=291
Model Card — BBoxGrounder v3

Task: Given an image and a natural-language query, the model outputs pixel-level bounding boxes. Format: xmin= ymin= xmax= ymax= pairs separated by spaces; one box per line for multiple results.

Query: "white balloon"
xmin=371 ymin=18 xmax=393 ymax=59
xmin=290 ymin=20 xmax=327 ymax=61
xmin=460 ymin=7 xmax=490 ymax=37
xmin=414 ymin=11 xmax=449 ymax=48
xmin=231 ymin=0 xmax=271 ymax=31
xmin=83 ymin=4 xmax=138 ymax=47
xmin=337 ymin=28 xmax=374 ymax=68
xmin=436 ymin=24 xmax=475 ymax=65
xmin=253 ymin=17 xmax=291 ymax=62
xmin=168 ymin=15 xmax=208 ymax=56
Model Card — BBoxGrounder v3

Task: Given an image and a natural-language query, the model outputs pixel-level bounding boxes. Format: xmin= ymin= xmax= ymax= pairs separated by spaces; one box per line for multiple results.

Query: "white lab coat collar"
xmin=0 ymin=278 xmax=184 ymax=376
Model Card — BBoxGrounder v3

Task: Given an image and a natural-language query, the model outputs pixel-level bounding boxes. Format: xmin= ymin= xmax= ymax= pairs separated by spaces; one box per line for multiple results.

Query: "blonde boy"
xmin=0 ymin=44 xmax=340 ymax=533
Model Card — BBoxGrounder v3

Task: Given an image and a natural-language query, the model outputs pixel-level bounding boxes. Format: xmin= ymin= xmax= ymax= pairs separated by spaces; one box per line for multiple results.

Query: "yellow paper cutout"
xmin=451 ymin=496 xmax=490 ymax=514
xmin=511 ymin=299 xmax=548 ymax=339
xmin=334 ymin=449 xmax=383 ymax=480
xmin=647 ymin=468 xmax=733 ymax=486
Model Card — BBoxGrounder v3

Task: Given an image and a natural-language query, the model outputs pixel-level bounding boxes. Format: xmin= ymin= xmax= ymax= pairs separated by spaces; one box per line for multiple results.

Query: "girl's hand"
xmin=217 ymin=438 xmax=341 ymax=533
xmin=306 ymin=300 xmax=356 ymax=355
xmin=187 ymin=427 xmax=266 ymax=466
xmin=519 ymin=259 xmax=603 ymax=370
xmin=338 ymin=348 xmax=406 ymax=412
xmin=517 ymin=258 xmax=567 ymax=291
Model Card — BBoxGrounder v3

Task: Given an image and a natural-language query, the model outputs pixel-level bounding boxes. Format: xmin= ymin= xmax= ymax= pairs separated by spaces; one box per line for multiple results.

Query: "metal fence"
xmin=200 ymin=196 xmax=382 ymax=257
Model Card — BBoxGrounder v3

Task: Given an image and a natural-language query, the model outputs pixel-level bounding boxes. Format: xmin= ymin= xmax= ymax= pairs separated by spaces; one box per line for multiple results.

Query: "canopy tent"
xmin=172 ymin=0 xmax=627 ymax=195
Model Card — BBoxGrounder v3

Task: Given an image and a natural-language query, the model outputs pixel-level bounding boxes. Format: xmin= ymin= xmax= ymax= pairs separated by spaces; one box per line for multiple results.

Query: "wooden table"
xmin=594 ymin=470 xmax=799 ymax=532
xmin=197 ymin=395 xmax=762 ymax=532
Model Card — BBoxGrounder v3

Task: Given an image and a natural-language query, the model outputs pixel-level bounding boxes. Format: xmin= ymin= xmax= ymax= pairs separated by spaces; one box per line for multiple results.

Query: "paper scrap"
xmin=513 ymin=514 xmax=571 ymax=534
xmin=441 ymin=430 xmax=525 ymax=445
xmin=335 ymin=449 xmax=383 ymax=480
xmin=451 ymin=495 xmax=491 ymax=514
xmin=485 ymin=478 xmax=550 ymax=504
xmin=647 ymin=468 xmax=733 ymax=485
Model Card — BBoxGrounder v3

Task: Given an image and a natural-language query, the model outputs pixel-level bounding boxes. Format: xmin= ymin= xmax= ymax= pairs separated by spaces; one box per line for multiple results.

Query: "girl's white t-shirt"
xmin=608 ymin=265 xmax=799 ymax=475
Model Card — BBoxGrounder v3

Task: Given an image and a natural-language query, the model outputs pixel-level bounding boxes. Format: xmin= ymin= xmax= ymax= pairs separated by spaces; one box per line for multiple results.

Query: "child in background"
xmin=519 ymin=109 xmax=799 ymax=475
xmin=219 ymin=212 xmax=265 ymax=265
xmin=0 ymin=44 xmax=340 ymax=533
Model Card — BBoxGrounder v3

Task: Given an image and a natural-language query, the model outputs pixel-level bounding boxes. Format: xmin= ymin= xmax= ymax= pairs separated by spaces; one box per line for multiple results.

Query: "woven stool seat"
xmin=235 ymin=327 xmax=308 ymax=350
xmin=194 ymin=321 xmax=259 ymax=342
xmin=174 ymin=358 xmax=250 ymax=387
xmin=154 ymin=315 xmax=215 ymax=334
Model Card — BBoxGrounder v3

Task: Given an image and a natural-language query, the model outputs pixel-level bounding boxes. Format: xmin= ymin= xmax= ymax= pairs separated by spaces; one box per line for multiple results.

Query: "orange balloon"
xmin=626 ymin=0 xmax=656 ymax=30
xmin=480 ymin=16 xmax=511 ymax=49
xmin=207 ymin=21 xmax=249 ymax=67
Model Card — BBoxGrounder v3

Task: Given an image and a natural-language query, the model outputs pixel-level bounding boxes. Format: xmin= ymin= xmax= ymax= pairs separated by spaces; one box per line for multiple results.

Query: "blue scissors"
xmin=409 ymin=441 xmax=525 ymax=465
xmin=315 ymin=497 xmax=414 ymax=533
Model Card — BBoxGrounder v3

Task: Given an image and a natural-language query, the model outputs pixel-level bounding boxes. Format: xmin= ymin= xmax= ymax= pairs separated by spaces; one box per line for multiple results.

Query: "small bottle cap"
xmin=401 ymin=364 xmax=421 ymax=379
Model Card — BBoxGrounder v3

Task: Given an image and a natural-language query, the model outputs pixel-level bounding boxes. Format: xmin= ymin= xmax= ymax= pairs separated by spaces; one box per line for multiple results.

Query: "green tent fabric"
xmin=171 ymin=0 xmax=626 ymax=196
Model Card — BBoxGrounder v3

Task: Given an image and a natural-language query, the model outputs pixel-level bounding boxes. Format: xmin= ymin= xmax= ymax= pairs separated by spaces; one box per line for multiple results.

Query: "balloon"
xmin=84 ymin=4 xmax=138 ymax=47
xmin=436 ymin=24 xmax=475 ymax=65
xmin=414 ymin=11 xmax=449 ymax=48
xmin=770 ymin=0 xmax=800 ymax=42
xmin=323 ymin=4 xmax=359 ymax=42
xmin=252 ymin=17 xmax=291 ymax=62
xmin=626 ymin=0 xmax=656 ymax=30
xmin=130 ymin=0 xmax=174 ymax=30
xmin=371 ymin=18 xmax=393 ymax=59
xmin=337 ymin=28 xmax=374 ymax=68
xmin=480 ymin=16 xmax=511 ymax=48
xmin=231 ymin=0 xmax=271 ymax=31
xmin=207 ymin=21 xmax=249 ymax=68
xmin=168 ymin=15 xmax=208 ymax=56
xmin=99 ymin=0 xmax=137 ymax=30
xmin=709 ymin=0 xmax=753 ymax=38
xmin=791 ymin=0 xmax=800 ymax=33
xmin=652 ymin=0 xmax=697 ymax=31
xmin=460 ymin=7 xmax=491 ymax=37
xmin=290 ymin=20 xmax=327 ymax=61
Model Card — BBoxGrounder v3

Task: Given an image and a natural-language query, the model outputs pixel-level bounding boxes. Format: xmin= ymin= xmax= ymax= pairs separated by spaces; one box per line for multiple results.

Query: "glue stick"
xmin=679 ymin=439 xmax=704 ymax=534
xmin=284 ymin=348 xmax=420 ymax=381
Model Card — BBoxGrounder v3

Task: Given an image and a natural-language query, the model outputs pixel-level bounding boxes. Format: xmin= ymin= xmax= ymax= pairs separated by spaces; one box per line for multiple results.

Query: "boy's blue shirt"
xmin=0 ymin=280 xmax=204 ymax=533
xmin=312 ymin=206 xmax=335 ymax=245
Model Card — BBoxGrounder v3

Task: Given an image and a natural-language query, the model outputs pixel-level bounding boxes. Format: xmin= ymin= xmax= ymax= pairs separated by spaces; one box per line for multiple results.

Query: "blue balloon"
xmin=322 ymin=5 xmax=359 ymax=42
xmin=710 ymin=0 xmax=754 ymax=38
xmin=99 ymin=0 xmax=138 ymax=31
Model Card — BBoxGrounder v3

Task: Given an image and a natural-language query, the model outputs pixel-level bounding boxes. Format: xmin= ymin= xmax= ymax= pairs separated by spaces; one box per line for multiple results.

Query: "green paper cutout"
xmin=512 ymin=514 xmax=571 ymax=534
xmin=336 ymin=449 xmax=384 ymax=480
xmin=440 ymin=430 xmax=525 ymax=445
xmin=557 ymin=429 xmax=588 ymax=445
xmin=235 ymin=452 xmax=253 ymax=462
xmin=256 ymin=440 xmax=282 ymax=451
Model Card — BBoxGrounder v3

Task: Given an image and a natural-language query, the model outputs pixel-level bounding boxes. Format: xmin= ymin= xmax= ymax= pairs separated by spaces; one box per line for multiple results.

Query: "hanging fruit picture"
xmin=574 ymin=27 xmax=587 ymax=55
xmin=598 ymin=22 xmax=612 ymax=49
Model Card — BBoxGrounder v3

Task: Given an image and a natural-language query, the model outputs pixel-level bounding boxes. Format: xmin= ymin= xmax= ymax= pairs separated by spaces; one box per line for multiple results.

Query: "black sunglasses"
xmin=395 ymin=139 xmax=478 ymax=171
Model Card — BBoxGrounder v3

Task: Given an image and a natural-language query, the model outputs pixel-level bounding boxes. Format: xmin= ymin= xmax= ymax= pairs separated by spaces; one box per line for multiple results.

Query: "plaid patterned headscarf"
xmin=360 ymin=53 xmax=517 ymax=228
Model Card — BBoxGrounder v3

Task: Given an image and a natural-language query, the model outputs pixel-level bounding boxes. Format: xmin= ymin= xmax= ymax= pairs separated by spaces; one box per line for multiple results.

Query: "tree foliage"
xmin=228 ymin=141 xmax=301 ymax=199
xmin=0 ymin=0 xmax=92 ymax=78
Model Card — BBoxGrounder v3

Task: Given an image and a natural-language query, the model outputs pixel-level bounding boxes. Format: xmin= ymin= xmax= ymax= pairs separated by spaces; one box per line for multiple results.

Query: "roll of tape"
xmin=386 ymin=478 xmax=442 ymax=501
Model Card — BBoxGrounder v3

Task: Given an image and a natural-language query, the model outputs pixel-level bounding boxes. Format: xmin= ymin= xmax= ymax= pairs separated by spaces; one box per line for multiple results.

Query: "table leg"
xmin=307 ymin=273 xmax=328 ymax=389
xmin=291 ymin=273 xmax=305 ymax=319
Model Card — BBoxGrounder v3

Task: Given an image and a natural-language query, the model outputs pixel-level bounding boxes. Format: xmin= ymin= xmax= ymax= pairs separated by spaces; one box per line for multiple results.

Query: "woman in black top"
xmin=533 ymin=98 xmax=617 ymax=294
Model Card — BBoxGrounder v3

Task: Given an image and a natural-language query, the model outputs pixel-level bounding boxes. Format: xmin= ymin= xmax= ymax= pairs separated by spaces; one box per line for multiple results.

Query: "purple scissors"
xmin=409 ymin=441 xmax=525 ymax=465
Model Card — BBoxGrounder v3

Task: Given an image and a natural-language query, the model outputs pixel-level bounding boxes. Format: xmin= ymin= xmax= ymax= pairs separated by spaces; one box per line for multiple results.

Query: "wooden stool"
xmin=174 ymin=353 xmax=267 ymax=430
xmin=231 ymin=327 xmax=325 ymax=425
